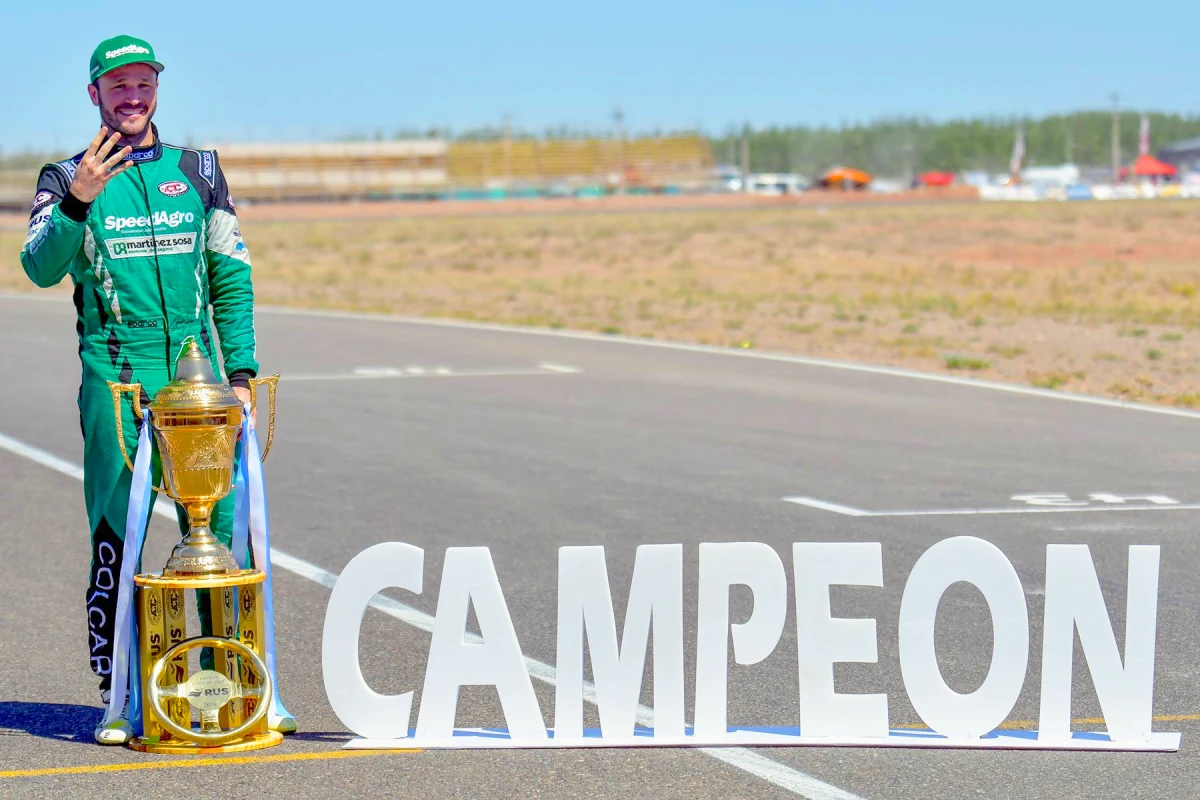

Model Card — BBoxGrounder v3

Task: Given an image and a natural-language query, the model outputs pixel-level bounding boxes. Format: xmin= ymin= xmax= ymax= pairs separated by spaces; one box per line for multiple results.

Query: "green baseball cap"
xmin=89 ymin=35 xmax=164 ymax=82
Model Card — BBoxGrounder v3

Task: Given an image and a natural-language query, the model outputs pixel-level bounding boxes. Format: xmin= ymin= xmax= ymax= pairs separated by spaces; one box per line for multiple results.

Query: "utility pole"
xmin=740 ymin=130 xmax=750 ymax=180
xmin=613 ymin=105 xmax=625 ymax=194
xmin=1111 ymin=93 xmax=1120 ymax=181
xmin=502 ymin=114 xmax=511 ymax=189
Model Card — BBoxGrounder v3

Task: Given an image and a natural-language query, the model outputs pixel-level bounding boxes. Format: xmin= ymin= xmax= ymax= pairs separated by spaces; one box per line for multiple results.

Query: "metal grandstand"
xmin=202 ymin=135 xmax=713 ymax=202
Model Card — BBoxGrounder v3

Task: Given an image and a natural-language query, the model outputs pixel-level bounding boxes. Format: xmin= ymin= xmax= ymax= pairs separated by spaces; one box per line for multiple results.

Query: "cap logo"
xmin=105 ymin=44 xmax=150 ymax=59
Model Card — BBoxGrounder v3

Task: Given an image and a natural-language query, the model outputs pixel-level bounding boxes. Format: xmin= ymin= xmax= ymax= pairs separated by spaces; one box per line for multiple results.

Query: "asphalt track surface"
xmin=1 ymin=293 xmax=1198 ymax=799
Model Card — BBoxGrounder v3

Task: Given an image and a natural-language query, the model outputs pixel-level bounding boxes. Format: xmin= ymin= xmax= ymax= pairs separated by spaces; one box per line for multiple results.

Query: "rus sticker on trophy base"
xmin=105 ymin=340 xmax=292 ymax=754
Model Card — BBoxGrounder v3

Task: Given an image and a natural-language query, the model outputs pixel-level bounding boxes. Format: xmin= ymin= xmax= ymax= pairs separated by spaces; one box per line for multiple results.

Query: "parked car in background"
xmin=744 ymin=172 xmax=809 ymax=195
xmin=709 ymin=165 xmax=744 ymax=193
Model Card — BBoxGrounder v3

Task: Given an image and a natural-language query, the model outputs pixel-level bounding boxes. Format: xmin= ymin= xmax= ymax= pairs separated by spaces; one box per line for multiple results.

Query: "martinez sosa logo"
xmin=106 ymin=233 xmax=196 ymax=259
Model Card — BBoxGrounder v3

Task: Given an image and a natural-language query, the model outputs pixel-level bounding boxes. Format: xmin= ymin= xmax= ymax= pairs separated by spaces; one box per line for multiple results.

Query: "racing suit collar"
xmin=123 ymin=124 xmax=162 ymax=164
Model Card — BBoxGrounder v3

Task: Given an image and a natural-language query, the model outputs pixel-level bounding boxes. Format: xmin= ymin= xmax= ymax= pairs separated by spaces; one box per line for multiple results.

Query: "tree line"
xmin=708 ymin=112 xmax=1200 ymax=177
xmin=4 ymin=111 xmax=1198 ymax=175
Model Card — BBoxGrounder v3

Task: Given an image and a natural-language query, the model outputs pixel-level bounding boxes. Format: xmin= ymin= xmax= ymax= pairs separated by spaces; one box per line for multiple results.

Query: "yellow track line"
xmin=891 ymin=713 xmax=1200 ymax=731
xmin=0 ymin=748 xmax=419 ymax=779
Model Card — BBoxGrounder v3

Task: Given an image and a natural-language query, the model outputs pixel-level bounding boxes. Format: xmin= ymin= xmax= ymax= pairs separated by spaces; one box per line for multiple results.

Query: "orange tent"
xmin=1130 ymin=154 xmax=1177 ymax=177
xmin=819 ymin=166 xmax=872 ymax=188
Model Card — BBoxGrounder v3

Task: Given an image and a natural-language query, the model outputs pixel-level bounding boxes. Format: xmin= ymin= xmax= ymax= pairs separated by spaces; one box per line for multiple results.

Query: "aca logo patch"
xmin=158 ymin=181 xmax=189 ymax=197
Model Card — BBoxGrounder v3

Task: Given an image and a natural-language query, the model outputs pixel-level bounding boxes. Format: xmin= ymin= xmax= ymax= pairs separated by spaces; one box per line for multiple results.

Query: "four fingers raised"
xmin=94 ymin=131 xmax=122 ymax=164
xmin=106 ymin=161 xmax=134 ymax=179
xmin=100 ymin=145 xmax=133 ymax=172
xmin=84 ymin=127 xmax=109 ymax=159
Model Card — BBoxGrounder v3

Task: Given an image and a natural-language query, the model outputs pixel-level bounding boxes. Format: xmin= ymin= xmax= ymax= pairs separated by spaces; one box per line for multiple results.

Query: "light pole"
xmin=1111 ymin=93 xmax=1120 ymax=181
xmin=613 ymin=105 xmax=625 ymax=194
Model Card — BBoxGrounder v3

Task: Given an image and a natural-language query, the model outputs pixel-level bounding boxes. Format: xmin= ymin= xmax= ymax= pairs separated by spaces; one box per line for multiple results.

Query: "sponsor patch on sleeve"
xmin=30 ymin=190 xmax=56 ymax=216
xmin=199 ymin=151 xmax=216 ymax=188
xmin=28 ymin=210 xmax=52 ymax=230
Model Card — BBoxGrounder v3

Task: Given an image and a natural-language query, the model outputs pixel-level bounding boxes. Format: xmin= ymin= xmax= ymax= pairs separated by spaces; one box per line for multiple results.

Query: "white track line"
xmin=7 ymin=291 xmax=1200 ymax=422
xmin=537 ymin=362 xmax=583 ymax=374
xmin=0 ymin=430 xmax=860 ymax=800
xmin=284 ymin=367 xmax=573 ymax=382
xmin=782 ymin=497 xmax=872 ymax=517
xmin=783 ymin=495 xmax=1200 ymax=518
xmin=242 ymin=303 xmax=1200 ymax=421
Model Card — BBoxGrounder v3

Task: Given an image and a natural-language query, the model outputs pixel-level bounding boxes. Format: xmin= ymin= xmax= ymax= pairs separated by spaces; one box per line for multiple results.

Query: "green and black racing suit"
xmin=19 ymin=125 xmax=258 ymax=694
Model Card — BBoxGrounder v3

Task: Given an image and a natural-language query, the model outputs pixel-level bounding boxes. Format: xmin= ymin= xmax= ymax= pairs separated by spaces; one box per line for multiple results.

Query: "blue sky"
xmin=4 ymin=0 xmax=1196 ymax=152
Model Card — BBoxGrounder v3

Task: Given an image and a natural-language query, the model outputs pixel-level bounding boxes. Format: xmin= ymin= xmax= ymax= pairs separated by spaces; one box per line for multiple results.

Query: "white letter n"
xmin=1039 ymin=544 xmax=1160 ymax=742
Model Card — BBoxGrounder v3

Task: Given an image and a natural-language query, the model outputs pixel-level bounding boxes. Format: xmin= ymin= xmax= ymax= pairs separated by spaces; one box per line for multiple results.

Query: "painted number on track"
xmin=1011 ymin=493 xmax=1180 ymax=507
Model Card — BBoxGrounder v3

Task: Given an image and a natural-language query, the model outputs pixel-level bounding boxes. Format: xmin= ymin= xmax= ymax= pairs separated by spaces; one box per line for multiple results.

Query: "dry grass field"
xmin=5 ymin=198 xmax=1200 ymax=406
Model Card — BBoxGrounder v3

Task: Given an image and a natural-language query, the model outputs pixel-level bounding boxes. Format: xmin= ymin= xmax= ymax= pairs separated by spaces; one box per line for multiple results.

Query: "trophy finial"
xmin=173 ymin=338 xmax=220 ymax=385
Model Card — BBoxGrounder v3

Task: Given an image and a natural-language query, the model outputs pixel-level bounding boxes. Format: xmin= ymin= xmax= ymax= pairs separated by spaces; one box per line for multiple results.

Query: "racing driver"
xmin=19 ymin=35 xmax=296 ymax=744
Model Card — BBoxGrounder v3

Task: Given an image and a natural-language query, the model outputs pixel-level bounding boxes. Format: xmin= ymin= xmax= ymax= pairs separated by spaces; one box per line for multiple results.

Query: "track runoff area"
xmin=1 ymin=293 xmax=1198 ymax=799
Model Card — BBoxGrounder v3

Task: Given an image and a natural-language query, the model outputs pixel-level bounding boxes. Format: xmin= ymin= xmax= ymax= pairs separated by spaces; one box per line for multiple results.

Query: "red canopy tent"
xmin=918 ymin=171 xmax=955 ymax=187
xmin=1121 ymin=154 xmax=1178 ymax=179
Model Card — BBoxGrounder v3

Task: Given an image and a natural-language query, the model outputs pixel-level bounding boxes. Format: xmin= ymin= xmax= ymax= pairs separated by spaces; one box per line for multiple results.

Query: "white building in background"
xmin=1020 ymin=163 xmax=1081 ymax=188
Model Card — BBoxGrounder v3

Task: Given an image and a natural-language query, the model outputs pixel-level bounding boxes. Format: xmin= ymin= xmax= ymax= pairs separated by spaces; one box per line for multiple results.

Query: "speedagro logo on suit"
xmin=104 ymin=211 xmax=195 ymax=231
xmin=158 ymin=181 xmax=189 ymax=197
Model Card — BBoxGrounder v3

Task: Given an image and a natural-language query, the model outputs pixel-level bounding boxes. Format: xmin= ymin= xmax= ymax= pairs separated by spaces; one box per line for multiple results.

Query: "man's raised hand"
xmin=69 ymin=127 xmax=133 ymax=203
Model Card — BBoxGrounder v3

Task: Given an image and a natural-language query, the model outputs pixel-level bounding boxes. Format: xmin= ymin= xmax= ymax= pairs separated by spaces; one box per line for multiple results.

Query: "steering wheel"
xmin=146 ymin=636 xmax=272 ymax=746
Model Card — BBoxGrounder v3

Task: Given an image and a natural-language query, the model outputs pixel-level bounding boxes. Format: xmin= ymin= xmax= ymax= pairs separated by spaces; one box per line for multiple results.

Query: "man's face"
xmin=88 ymin=63 xmax=158 ymax=139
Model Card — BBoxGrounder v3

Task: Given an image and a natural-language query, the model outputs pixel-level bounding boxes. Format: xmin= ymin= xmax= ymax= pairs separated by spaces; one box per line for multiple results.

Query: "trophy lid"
xmin=150 ymin=339 xmax=242 ymax=413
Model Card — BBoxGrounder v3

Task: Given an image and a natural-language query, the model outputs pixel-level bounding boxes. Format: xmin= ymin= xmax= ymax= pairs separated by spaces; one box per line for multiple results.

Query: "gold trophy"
xmin=108 ymin=341 xmax=282 ymax=754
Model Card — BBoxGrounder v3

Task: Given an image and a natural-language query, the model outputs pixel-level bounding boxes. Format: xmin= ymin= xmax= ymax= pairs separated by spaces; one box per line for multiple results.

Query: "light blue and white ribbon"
xmin=103 ymin=412 xmax=154 ymax=729
xmin=232 ymin=404 xmax=292 ymax=721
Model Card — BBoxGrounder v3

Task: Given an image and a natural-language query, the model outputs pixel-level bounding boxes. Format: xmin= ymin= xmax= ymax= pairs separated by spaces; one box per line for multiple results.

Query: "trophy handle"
xmin=107 ymin=381 xmax=166 ymax=494
xmin=107 ymin=380 xmax=142 ymax=470
xmin=248 ymin=374 xmax=279 ymax=462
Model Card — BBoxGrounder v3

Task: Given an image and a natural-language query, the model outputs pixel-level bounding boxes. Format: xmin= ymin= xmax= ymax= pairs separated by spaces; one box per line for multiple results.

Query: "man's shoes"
xmin=268 ymin=711 xmax=298 ymax=734
xmin=94 ymin=690 xmax=133 ymax=745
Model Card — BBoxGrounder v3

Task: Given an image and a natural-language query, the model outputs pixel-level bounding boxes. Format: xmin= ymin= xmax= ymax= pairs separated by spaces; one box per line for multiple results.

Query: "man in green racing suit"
xmin=19 ymin=35 xmax=295 ymax=744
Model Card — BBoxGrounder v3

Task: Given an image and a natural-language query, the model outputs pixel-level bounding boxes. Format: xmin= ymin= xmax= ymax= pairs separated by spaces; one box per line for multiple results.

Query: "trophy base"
xmin=163 ymin=525 xmax=241 ymax=577
xmin=129 ymin=731 xmax=283 ymax=755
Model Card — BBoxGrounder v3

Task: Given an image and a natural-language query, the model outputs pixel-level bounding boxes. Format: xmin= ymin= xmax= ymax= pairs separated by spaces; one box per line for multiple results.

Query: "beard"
xmin=99 ymin=98 xmax=157 ymax=144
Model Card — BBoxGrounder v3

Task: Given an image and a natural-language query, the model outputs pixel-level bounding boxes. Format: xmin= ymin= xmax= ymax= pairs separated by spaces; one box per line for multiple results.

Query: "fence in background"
xmin=446 ymin=135 xmax=712 ymax=195
xmin=204 ymin=140 xmax=450 ymax=202
xmin=202 ymin=136 xmax=713 ymax=202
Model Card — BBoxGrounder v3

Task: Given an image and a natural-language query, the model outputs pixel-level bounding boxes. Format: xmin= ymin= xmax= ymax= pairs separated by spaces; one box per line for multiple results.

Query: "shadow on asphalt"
xmin=288 ymin=731 xmax=355 ymax=743
xmin=0 ymin=702 xmax=355 ymax=748
xmin=0 ymin=701 xmax=99 ymax=744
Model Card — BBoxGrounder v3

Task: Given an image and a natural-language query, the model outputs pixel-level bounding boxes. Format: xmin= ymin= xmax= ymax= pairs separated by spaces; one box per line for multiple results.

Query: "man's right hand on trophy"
xmin=233 ymin=386 xmax=257 ymax=429
xmin=68 ymin=127 xmax=134 ymax=203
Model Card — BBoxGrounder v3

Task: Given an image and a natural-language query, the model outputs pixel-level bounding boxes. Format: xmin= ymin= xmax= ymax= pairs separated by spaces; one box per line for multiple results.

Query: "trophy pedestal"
xmin=131 ymin=570 xmax=281 ymax=754
xmin=129 ymin=731 xmax=284 ymax=755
